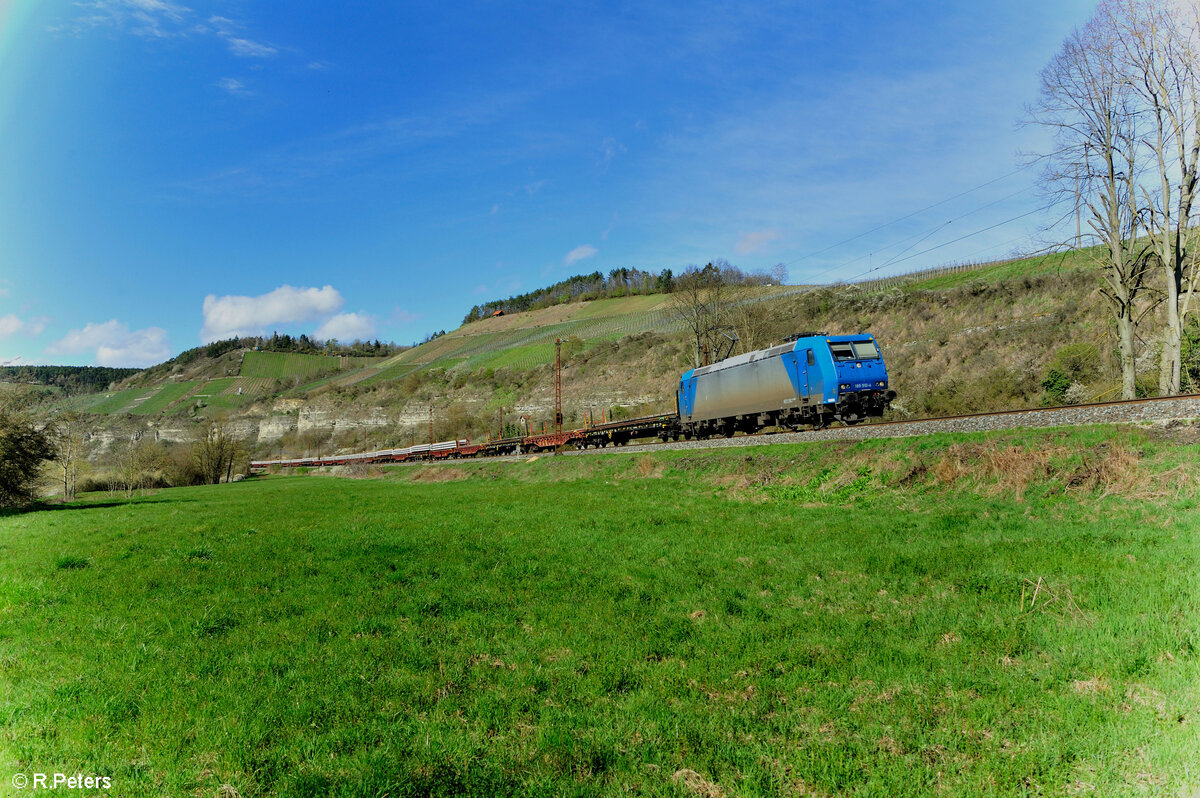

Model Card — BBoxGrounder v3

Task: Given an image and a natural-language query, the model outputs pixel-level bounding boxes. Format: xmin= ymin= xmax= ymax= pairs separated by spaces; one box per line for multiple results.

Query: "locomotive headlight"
xmin=875 ymin=380 xmax=886 ymax=387
xmin=839 ymin=383 xmax=850 ymax=391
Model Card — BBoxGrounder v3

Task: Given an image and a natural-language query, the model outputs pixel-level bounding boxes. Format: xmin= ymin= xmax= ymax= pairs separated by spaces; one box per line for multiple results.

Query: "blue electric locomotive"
xmin=676 ymin=333 xmax=896 ymax=438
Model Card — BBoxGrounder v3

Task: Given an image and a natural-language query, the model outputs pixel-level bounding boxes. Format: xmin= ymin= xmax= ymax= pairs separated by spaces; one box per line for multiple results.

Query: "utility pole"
xmin=428 ymin=405 xmax=433 ymax=445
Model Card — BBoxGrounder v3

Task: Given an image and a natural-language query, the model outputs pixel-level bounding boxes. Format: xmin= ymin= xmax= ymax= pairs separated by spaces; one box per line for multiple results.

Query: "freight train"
xmin=250 ymin=332 xmax=895 ymax=470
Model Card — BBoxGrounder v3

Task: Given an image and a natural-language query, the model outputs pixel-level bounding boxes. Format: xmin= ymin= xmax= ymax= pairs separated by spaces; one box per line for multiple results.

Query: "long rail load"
xmin=250 ymin=332 xmax=895 ymax=471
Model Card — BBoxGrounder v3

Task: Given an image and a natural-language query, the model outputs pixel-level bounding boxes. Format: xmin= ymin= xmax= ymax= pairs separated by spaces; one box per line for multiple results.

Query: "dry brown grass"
xmin=635 ymin=455 xmax=663 ymax=478
xmin=927 ymin=442 xmax=1165 ymax=500
xmin=671 ymin=768 xmax=726 ymax=798
xmin=1065 ymin=443 xmax=1144 ymax=497
xmin=1019 ymin=576 xmax=1087 ymax=621
xmin=1071 ymin=677 xmax=1110 ymax=695
xmin=931 ymin=445 xmax=972 ymax=485
xmin=983 ymin=445 xmax=1053 ymax=498
xmin=408 ymin=466 xmax=470 ymax=483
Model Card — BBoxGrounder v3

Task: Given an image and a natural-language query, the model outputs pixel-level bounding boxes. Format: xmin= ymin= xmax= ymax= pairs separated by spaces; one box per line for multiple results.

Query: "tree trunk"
xmin=1160 ymin=264 xmax=1183 ymax=395
xmin=1118 ymin=308 xmax=1138 ymax=399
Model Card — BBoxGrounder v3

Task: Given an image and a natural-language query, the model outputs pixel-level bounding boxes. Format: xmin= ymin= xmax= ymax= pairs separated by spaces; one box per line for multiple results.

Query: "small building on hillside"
xmin=491 ymin=309 xmax=505 ymax=317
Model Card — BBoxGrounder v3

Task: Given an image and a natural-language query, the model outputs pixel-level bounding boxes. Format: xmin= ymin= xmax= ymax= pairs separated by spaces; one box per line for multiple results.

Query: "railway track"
xmin=264 ymin=393 xmax=1200 ymax=472
xmin=572 ymin=393 xmax=1200 ymax=457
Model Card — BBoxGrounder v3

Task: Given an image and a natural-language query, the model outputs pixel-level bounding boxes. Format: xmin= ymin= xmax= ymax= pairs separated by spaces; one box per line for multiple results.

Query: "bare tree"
xmin=114 ymin=437 xmax=161 ymax=500
xmin=1108 ymin=0 xmax=1200 ymax=395
xmin=727 ymin=289 xmax=775 ymax=353
xmin=669 ymin=263 xmax=736 ymax=367
xmin=50 ymin=412 xmax=86 ymax=501
xmin=193 ymin=420 xmax=240 ymax=485
xmin=1030 ymin=12 xmax=1152 ymax=399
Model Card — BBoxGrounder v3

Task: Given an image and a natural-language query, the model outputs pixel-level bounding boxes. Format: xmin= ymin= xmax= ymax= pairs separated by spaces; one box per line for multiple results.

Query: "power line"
xmin=782 ymin=162 xmax=1038 ymax=268
xmin=840 ymin=205 xmax=1050 ymax=283
xmin=806 ymin=183 xmax=1036 ymax=283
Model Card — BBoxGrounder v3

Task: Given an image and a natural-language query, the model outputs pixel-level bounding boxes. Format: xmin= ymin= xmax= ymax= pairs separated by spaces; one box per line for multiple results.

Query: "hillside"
xmin=27 ymin=246 xmax=1194 ymax=480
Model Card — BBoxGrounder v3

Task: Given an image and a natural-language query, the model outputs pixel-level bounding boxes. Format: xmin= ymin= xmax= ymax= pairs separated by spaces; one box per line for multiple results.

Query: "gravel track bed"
xmin=567 ymin=396 xmax=1200 ymax=457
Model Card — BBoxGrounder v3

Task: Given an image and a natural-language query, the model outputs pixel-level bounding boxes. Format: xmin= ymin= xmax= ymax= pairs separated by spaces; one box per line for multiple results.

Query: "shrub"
xmin=0 ymin=401 xmax=55 ymax=508
xmin=1049 ymin=342 xmax=1100 ymax=383
xmin=1041 ymin=369 xmax=1072 ymax=405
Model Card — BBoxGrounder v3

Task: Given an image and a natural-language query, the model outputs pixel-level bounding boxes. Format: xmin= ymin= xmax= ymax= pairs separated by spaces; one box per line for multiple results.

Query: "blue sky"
xmin=0 ymin=0 xmax=1095 ymax=367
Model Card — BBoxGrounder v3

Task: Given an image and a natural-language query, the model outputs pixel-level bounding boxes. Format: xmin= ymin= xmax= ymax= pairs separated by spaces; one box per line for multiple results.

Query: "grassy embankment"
xmin=2 ymin=424 xmax=1197 ymax=796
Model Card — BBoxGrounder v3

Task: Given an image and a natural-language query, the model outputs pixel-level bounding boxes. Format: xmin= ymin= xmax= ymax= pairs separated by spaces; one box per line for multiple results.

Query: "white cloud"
xmin=48 ymin=320 xmax=170 ymax=367
xmin=201 ymin=285 xmax=345 ymax=342
xmin=564 ymin=245 xmax=598 ymax=265
xmin=217 ymin=77 xmax=248 ymax=96
xmin=0 ymin=314 xmax=49 ymax=339
xmin=58 ymin=0 xmax=190 ymax=38
xmin=59 ymin=4 xmax=280 ymax=63
xmin=735 ymin=229 xmax=781 ymax=255
xmin=315 ymin=312 xmax=375 ymax=342
xmin=222 ymin=36 xmax=277 ymax=57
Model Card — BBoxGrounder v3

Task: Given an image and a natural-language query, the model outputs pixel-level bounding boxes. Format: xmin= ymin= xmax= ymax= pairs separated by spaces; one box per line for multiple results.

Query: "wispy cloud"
xmin=201 ymin=285 xmax=345 ymax=342
xmin=601 ymin=213 xmax=618 ymax=242
xmin=47 ymin=320 xmax=170 ymax=367
xmin=598 ymin=136 xmax=627 ymax=166
xmin=0 ymin=314 xmax=49 ymax=339
xmin=217 ymin=77 xmax=249 ymax=96
xmin=390 ymin=308 xmax=420 ymax=325
xmin=735 ymin=229 xmax=781 ymax=255
xmin=178 ymin=90 xmax=534 ymax=196
xmin=54 ymin=0 xmax=193 ymax=38
xmin=55 ymin=4 xmax=283 ymax=62
xmin=564 ymin=245 xmax=598 ymax=265
xmin=521 ymin=179 xmax=547 ymax=197
xmin=222 ymin=36 xmax=277 ymax=58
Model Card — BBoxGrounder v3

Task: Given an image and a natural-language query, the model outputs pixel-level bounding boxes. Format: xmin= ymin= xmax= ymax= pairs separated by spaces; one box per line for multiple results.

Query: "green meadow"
xmin=1 ymin=426 xmax=1198 ymax=796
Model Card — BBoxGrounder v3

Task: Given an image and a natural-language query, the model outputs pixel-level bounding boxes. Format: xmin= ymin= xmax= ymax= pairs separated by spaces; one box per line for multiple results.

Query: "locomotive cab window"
xmin=831 ymin=340 xmax=880 ymax=361
xmin=830 ymin=342 xmax=854 ymax=361
xmin=851 ymin=340 xmax=880 ymax=359
xmin=806 ymin=349 xmax=816 ymax=366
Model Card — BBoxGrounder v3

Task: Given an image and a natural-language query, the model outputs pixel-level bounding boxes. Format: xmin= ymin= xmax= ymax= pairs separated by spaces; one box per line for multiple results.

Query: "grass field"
xmin=127 ymin=381 xmax=200 ymax=415
xmin=2 ymin=426 xmax=1198 ymax=796
xmin=77 ymin=387 xmax=157 ymax=415
xmin=239 ymin=351 xmax=383 ymax=382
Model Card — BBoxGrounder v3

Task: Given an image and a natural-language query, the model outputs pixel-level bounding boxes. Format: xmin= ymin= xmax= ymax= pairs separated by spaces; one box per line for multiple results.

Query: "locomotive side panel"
xmin=690 ymin=352 xmax=798 ymax=422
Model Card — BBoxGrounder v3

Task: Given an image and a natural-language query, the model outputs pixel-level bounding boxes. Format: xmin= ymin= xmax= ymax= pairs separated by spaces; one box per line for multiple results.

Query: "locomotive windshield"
xmin=830 ymin=340 xmax=880 ymax=361
xmin=851 ymin=340 xmax=880 ymax=359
